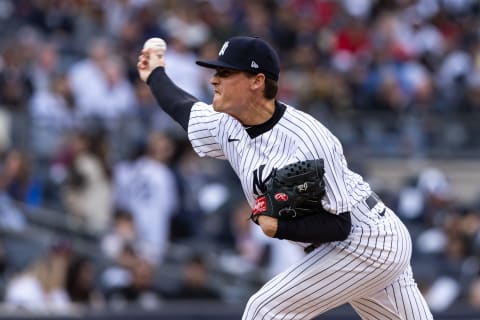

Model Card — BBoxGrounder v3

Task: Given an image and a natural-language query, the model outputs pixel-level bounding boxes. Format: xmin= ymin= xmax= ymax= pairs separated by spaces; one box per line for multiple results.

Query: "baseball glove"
xmin=250 ymin=159 xmax=325 ymax=224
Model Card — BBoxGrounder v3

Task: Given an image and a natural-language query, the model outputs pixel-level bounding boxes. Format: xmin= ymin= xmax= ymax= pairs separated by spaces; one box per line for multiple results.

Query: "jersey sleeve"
xmin=187 ymin=102 xmax=226 ymax=160
xmin=295 ymin=111 xmax=353 ymax=214
xmin=319 ymin=135 xmax=352 ymax=214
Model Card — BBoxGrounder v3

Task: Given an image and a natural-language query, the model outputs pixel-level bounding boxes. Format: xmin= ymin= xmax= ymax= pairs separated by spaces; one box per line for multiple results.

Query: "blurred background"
xmin=0 ymin=0 xmax=479 ymax=319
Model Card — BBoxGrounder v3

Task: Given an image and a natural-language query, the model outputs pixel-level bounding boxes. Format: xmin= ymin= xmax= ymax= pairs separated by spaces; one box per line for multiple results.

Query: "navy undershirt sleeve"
xmin=274 ymin=211 xmax=351 ymax=243
xmin=146 ymin=67 xmax=199 ymax=131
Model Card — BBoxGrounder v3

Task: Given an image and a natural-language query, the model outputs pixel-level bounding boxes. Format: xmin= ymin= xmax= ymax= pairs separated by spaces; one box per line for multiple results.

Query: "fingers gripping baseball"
xmin=137 ymin=37 xmax=167 ymax=82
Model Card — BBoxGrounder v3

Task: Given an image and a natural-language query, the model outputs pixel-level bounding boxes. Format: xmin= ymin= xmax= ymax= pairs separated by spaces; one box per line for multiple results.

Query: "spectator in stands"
xmin=229 ymin=201 xmax=268 ymax=271
xmin=0 ymin=148 xmax=43 ymax=206
xmin=0 ymin=40 xmax=33 ymax=112
xmin=112 ymin=131 xmax=178 ymax=265
xmin=220 ymin=200 xmax=305 ymax=279
xmin=65 ymin=255 xmax=105 ymax=309
xmin=104 ymin=254 xmax=162 ymax=310
xmin=101 ymin=208 xmax=138 ymax=262
xmin=468 ymin=277 xmax=480 ymax=309
xmin=29 ymin=72 xmax=76 ymax=161
xmin=167 ymin=148 xmax=206 ymax=242
xmin=61 ymin=129 xmax=113 ymax=233
xmin=166 ymin=254 xmax=221 ymax=301
xmin=238 ymin=2 xmax=272 ymax=44
xmin=435 ymin=34 xmax=473 ymax=112
xmin=422 ymin=206 xmax=480 ymax=312
xmin=67 ymin=37 xmax=136 ymax=126
xmin=133 ymin=77 xmax=184 ymax=137
xmin=462 ymin=73 xmax=480 ymax=112
xmin=4 ymin=242 xmax=72 ymax=312
xmin=169 ymin=145 xmax=237 ymax=243
xmin=333 ymin=16 xmax=371 ymax=59
xmin=100 ymin=212 xmax=143 ymax=304
xmin=29 ymin=41 xmax=61 ymax=92
xmin=163 ymin=35 xmax=207 ymax=101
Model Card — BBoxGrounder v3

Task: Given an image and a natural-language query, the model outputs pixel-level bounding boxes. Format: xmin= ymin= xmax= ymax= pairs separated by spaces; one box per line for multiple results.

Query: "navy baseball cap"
xmin=196 ymin=36 xmax=280 ymax=81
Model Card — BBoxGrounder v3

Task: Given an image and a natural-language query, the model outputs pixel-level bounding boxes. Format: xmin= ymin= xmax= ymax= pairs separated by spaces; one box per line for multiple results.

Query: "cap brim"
xmin=196 ymin=59 xmax=243 ymax=71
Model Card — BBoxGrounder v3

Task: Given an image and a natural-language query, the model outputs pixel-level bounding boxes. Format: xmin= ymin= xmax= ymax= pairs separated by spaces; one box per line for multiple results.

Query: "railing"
xmin=6 ymin=109 xmax=480 ymax=165
xmin=320 ymin=110 xmax=480 ymax=159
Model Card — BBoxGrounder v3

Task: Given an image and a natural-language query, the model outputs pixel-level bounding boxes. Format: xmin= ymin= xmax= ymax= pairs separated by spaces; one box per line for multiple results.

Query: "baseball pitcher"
xmin=137 ymin=36 xmax=433 ymax=320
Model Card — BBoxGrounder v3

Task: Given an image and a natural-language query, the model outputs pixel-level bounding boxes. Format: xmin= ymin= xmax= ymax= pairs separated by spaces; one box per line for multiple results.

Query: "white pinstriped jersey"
xmin=206 ymin=100 xmax=435 ymax=319
xmin=146 ymin=60 xmax=433 ymax=320
xmin=188 ymin=101 xmax=375 ymax=227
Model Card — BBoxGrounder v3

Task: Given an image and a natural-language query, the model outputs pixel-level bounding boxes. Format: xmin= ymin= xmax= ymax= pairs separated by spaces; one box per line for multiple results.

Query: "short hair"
xmin=245 ymin=72 xmax=278 ymax=100
xmin=264 ymin=78 xmax=278 ymax=100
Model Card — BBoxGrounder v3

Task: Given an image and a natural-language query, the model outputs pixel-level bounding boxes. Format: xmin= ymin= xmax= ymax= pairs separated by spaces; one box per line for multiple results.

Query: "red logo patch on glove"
xmin=274 ymin=192 xmax=288 ymax=201
xmin=253 ymin=196 xmax=267 ymax=214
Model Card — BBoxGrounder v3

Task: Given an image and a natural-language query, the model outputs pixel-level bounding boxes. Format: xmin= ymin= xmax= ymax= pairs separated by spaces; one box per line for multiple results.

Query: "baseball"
xmin=143 ymin=37 xmax=167 ymax=54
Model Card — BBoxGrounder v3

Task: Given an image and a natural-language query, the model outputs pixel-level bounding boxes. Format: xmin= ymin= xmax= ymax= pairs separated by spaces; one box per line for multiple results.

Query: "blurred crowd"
xmin=0 ymin=0 xmax=480 ymax=316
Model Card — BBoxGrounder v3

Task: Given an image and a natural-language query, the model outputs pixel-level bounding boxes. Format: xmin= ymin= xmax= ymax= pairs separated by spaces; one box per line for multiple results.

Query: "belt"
xmin=304 ymin=242 xmax=322 ymax=254
xmin=304 ymin=192 xmax=385 ymax=254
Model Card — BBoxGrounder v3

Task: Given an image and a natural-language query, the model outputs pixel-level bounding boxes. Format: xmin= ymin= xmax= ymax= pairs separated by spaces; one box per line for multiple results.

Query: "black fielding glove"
xmin=251 ymin=159 xmax=325 ymax=224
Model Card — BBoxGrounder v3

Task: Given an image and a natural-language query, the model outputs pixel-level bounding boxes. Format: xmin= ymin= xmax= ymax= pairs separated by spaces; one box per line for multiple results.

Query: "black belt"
xmin=304 ymin=192 xmax=384 ymax=254
xmin=304 ymin=242 xmax=322 ymax=254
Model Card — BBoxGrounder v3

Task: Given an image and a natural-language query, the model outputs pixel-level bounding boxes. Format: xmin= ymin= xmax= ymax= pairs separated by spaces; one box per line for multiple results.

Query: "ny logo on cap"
xmin=251 ymin=61 xmax=259 ymax=68
xmin=219 ymin=41 xmax=229 ymax=56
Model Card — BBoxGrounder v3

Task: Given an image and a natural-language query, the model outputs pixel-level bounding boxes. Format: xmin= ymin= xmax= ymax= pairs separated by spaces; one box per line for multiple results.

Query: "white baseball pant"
xmin=242 ymin=200 xmax=433 ymax=320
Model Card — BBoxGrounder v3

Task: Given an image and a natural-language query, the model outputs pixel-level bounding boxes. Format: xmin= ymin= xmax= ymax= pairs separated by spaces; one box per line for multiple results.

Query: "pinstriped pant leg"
xmin=242 ymin=208 xmax=422 ymax=320
xmin=384 ymin=265 xmax=433 ymax=320
xmin=350 ymin=288 xmax=404 ymax=320
xmin=350 ymin=265 xmax=434 ymax=320
xmin=242 ymin=242 xmax=353 ymax=320
xmin=241 ymin=237 xmax=410 ymax=320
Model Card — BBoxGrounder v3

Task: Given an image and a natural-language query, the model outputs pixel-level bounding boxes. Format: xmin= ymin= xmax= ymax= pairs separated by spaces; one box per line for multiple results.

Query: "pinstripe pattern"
xmin=351 ymin=265 xmax=433 ymax=320
xmin=242 ymin=208 xmax=432 ymax=320
xmin=187 ymin=101 xmax=433 ymax=319
xmin=189 ymin=102 xmax=372 ymax=213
